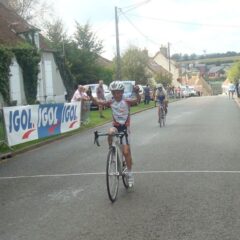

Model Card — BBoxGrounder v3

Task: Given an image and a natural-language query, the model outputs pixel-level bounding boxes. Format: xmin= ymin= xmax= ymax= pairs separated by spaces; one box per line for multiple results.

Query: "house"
xmin=208 ymin=66 xmax=225 ymax=79
xmin=147 ymin=58 xmax=172 ymax=86
xmin=194 ymin=63 xmax=207 ymax=77
xmin=0 ymin=3 xmax=67 ymax=106
xmin=152 ymin=46 xmax=181 ymax=87
xmin=96 ymin=55 xmax=113 ymax=68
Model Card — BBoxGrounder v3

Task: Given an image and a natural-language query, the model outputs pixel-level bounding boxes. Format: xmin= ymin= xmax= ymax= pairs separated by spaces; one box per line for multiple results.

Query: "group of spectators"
xmin=71 ymin=80 xmax=172 ymax=123
xmin=71 ymin=80 xmax=106 ymax=123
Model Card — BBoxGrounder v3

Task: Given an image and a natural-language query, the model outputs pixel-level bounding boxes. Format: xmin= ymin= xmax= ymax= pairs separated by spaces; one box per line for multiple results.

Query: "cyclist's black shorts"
xmin=113 ymin=124 xmax=130 ymax=145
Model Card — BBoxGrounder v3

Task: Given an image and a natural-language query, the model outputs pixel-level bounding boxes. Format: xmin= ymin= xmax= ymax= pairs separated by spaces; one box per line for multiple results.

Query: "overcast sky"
xmin=51 ymin=0 xmax=240 ymax=60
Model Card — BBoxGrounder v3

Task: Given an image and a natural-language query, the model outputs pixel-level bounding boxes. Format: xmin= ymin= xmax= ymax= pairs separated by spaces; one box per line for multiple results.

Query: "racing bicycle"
xmin=158 ymin=101 xmax=166 ymax=127
xmin=94 ymin=130 xmax=130 ymax=202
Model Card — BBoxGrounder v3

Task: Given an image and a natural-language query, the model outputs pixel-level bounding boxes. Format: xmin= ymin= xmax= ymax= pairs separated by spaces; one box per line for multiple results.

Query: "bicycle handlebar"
xmin=94 ymin=130 xmax=128 ymax=147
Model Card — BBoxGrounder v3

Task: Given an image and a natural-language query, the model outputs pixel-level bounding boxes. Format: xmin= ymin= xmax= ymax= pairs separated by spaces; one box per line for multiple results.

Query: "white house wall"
xmin=153 ymin=53 xmax=180 ymax=87
xmin=9 ymin=57 xmax=27 ymax=105
xmin=37 ymin=52 xmax=66 ymax=103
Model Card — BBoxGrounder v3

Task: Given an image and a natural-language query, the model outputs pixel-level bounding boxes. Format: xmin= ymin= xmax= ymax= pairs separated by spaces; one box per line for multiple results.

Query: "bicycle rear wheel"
xmin=106 ymin=147 xmax=119 ymax=202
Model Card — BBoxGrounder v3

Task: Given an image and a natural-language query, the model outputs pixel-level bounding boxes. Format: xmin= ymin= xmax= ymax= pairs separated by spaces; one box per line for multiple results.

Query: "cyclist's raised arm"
xmin=87 ymin=90 xmax=111 ymax=107
xmin=126 ymin=85 xmax=141 ymax=106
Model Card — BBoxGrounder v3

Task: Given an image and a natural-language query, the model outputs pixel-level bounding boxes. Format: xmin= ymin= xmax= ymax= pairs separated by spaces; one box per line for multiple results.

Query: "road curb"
xmin=234 ymin=97 xmax=240 ymax=108
xmin=0 ymin=152 xmax=13 ymax=160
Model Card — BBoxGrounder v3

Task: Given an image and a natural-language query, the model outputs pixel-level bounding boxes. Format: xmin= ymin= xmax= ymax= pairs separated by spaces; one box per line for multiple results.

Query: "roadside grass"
xmin=0 ymin=125 xmax=4 ymax=141
xmin=0 ymin=101 xmax=157 ymax=154
xmin=179 ymin=55 xmax=240 ymax=65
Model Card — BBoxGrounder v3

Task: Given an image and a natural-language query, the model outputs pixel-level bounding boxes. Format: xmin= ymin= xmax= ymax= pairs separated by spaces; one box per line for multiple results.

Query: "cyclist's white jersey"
xmin=156 ymin=89 xmax=167 ymax=103
xmin=105 ymin=97 xmax=131 ymax=127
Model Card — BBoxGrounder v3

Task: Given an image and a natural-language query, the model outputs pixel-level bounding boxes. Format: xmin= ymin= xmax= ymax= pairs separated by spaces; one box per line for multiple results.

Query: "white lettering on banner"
xmin=61 ymin=105 xmax=77 ymax=123
xmin=38 ymin=107 xmax=58 ymax=127
xmin=3 ymin=103 xmax=81 ymax=146
xmin=9 ymin=109 xmax=33 ymax=133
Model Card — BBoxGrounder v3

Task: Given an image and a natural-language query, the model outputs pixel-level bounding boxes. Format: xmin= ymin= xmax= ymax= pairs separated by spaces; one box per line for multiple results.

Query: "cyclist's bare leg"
xmin=122 ymin=144 xmax=132 ymax=171
xmin=123 ymin=144 xmax=134 ymax=186
xmin=157 ymin=105 xmax=160 ymax=121
xmin=164 ymin=101 xmax=168 ymax=114
xmin=108 ymin=127 xmax=117 ymax=147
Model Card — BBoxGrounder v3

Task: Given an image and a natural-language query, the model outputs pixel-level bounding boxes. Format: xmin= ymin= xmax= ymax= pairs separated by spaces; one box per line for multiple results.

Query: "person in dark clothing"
xmin=96 ymin=80 xmax=106 ymax=118
xmin=144 ymin=84 xmax=150 ymax=104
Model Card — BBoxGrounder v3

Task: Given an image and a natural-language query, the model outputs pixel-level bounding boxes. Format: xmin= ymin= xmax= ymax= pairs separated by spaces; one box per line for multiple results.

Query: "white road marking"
xmin=134 ymin=170 xmax=240 ymax=174
xmin=1 ymin=170 xmax=240 ymax=180
xmin=0 ymin=172 xmax=105 ymax=180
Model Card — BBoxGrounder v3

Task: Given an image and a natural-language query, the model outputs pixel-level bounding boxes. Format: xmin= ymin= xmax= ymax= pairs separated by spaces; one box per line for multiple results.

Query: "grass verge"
xmin=0 ymin=101 xmax=158 ymax=154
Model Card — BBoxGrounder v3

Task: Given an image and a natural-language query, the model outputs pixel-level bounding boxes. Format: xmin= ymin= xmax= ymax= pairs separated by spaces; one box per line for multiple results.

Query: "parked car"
xmin=113 ymin=80 xmax=140 ymax=104
xmin=84 ymin=84 xmax=112 ymax=109
xmin=180 ymin=85 xmax=190 ymax=98
xmin=188 ymin=86 xmax=198 ymax=96
xmin=121 ymin=80 xmax=135 ymax=99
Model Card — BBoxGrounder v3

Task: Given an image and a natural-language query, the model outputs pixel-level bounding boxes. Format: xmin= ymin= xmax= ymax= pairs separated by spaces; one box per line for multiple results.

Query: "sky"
xmin=50 ymin=0 xmax=240 ymax=60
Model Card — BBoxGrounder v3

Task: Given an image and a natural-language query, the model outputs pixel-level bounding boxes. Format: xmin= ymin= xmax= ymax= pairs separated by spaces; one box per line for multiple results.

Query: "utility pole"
xmin=168 ymin=42 xmax=171 ymax=72
xmin=115 ymin=6 xmax=121 ymax=80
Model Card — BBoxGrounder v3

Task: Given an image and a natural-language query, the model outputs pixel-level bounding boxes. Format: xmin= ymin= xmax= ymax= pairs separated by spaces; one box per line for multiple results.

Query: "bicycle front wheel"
xmin=159 ymin=108 xmax=163 ymax=127
xmin=106 ymin=147 xmax=119 ymax=202
xmin=163 ymin=112 xmax=166 ymax=127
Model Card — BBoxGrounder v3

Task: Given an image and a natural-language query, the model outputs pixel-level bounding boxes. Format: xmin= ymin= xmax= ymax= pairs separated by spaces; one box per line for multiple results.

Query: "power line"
xmin=120 ymin=0 xmax=151 ymax=13
xmin=119 ymin=9 xmax=161 ymax=46
xmin=128 ymin=14 xmax=240 ymax=28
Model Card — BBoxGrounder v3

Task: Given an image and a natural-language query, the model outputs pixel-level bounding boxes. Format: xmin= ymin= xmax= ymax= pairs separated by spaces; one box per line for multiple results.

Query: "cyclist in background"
xmin=88 ymin=81 xmax=141 ymax=186
xmin=228 ymin=83 xmax=235 ymax=99
xmin=155 ymin=83 xmax=168 ymax=122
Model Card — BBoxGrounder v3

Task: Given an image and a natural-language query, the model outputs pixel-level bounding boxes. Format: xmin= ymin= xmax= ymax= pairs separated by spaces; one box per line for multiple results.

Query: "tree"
xmin=58 ymin=21 xmax=106 ymax=85
xmin=74 ymin=21 xmax=103 ymax=55
xmin=1 ymin=0 xmax=53 ymax=26
xmin=228 ymin=62 xmax=240 ymax=83
xmin=121 ymin=46 xmax=149 ymax=85
xmin=155 ymin=72 xmax=172 ymax=88
xmin=43 ymin=18 xmax=68 ymax=52
xmin=171 ymin=53 xmax=182 ymax=61
xmin=227 ymin=61 xmax=240 ymax=97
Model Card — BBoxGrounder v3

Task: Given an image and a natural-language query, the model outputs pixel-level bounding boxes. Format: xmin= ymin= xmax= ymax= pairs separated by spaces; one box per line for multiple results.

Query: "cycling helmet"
xmin=156 ymin=83 xmax=163 ymax=88
xmin=109 ymin=81 xmax=125 ymax=91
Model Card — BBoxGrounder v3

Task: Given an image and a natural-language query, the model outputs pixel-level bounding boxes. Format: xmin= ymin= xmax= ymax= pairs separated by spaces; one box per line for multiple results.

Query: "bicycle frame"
xmin=94 ymin=130 xmax=129 ymax=202
xmin=158 ymin=102 xmax=166 ymax=127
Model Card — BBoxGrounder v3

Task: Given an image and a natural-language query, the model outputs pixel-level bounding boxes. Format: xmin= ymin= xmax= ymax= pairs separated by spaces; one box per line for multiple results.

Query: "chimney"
xmin=160 ymin=45 xmax=168 ymax=58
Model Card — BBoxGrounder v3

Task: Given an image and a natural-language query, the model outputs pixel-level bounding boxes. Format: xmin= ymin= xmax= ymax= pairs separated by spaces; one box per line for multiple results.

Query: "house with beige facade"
xmin=152 ymin=46 xmax=181 ymax=87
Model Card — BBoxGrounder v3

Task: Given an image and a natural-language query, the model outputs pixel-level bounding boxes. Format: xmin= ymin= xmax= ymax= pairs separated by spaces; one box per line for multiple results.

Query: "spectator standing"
xmin=235 ymin=82 xmax=240 ymax=98
xmin=71 ymin=85 xmax=90 ymax=124
xmin=71 ymin=85 xmax=89 ymax=102
xmin=144 ymin=84 xmax=150 ymax=104
xmin=96 ymin=80 xmax=106 ymax=118
xmin=228 ymin=83 xmax=235 ymax=99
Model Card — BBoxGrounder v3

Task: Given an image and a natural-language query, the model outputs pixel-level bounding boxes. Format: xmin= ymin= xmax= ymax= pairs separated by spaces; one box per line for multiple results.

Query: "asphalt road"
xmin=1 ymin=95 xmax=240 ymax=240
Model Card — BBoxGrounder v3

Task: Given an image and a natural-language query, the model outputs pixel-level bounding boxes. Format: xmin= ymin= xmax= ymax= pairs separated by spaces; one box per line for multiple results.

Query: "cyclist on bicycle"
xmin=155 ymin=83 xmax=168 ymax=122
xmin=88 ymin=81 xmax=141 ymax=186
